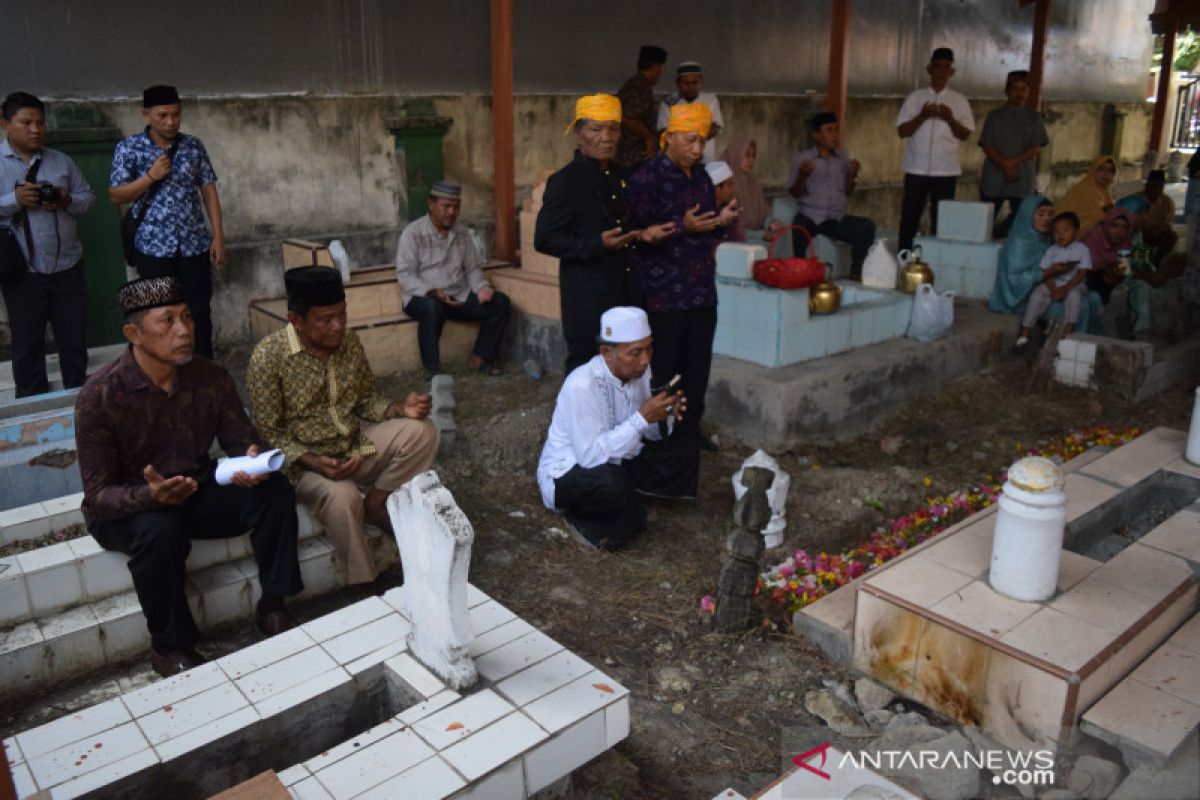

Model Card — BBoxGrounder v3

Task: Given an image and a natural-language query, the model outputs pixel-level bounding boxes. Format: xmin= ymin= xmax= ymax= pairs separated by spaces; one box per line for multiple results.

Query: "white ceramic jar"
xmin=1187 ymin=386 xmax=1200 ymax=466
xmin=989 ymin=456 xmax=1067 ymax=602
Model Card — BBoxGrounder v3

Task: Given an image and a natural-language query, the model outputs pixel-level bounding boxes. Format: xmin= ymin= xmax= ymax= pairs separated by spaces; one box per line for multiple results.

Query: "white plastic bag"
xmin=861 ymin=240 xmax=899 ymax=289
xmin=906 ymin=283 xmax=955 ymax=341
xmin=329 ymin=239 xmax=352 ymax=283
xmin=731 ymin=450 xmax=791 ymax=548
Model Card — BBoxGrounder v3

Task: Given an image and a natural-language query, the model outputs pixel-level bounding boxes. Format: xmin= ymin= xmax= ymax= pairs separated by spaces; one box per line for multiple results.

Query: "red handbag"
xmin=752 ymin=225 xmax=825 ymax=289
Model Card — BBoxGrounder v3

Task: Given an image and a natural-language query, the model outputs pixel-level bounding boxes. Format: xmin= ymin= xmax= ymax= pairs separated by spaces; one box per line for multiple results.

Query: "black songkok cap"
xmin=285 ymin=266 xmax=346 ymax=308
xmin=810 ymin=111 xmax=838 ymax=132
xmin=142 ymin=85 xmax=180 ymax=108
xmin=119 ymin=276 xmax=185 ymax=317
xmin=930 ymin=47 xmax=955 ymax=63
xmin=639 ymin=46 xmax=667 ymax=65
xmin=1147 ymin=169 xmax=1166 ymax=183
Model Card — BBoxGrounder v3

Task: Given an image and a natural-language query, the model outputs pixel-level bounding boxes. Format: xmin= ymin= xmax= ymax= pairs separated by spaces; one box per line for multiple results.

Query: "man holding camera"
xmin=1 ymin=92 xmax=95 ymax=397
xmin=110 ymin=85 xmax=225 ymax=358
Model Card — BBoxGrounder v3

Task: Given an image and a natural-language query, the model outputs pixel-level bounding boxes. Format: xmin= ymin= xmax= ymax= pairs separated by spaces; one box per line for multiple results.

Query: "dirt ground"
xmin=374 ymin=356 xmax=1195 ymax=798
xmin=2 ymin=350 xmax=1195 ymax=798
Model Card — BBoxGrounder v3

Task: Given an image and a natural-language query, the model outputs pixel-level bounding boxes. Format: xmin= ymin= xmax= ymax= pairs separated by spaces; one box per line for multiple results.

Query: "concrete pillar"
xmin=1150 ymin=11 xmax=1178 ymax=154
xmin=490 ymin=0 xmax=516 ymax=263
xmin=826 ymin=0 xmax=851 ymax=125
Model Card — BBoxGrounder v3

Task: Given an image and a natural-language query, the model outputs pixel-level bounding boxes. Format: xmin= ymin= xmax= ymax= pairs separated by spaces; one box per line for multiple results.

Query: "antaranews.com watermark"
xmin=790 ymin=740 xmax=1055 ymax=791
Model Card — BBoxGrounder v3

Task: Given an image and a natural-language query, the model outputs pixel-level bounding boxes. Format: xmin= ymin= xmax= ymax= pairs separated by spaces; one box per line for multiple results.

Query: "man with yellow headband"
xmin=656 ymin=62 xmax=723 ymax=162
xmin=625 ymin=101 xmax=738 ymax=498
xmin=536 ymin=94 xmax=674 ymax=372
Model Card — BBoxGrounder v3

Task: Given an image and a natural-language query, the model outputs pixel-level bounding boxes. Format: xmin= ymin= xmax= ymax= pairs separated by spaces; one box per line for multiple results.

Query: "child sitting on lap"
xmin=1015 ymin=211 xmax=1091 ymax=348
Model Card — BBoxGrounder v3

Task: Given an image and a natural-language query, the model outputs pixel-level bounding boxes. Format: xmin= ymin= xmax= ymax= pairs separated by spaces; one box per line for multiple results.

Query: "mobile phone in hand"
xmin=653 ymin=373 xmax=682 ymax=395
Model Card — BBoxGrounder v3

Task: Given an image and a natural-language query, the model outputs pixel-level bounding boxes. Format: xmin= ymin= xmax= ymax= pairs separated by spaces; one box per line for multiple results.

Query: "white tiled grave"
xmin=850 ymin=427 xmax=1199 ymax=756
xmin=7 ymin=586 xmax=630 ymax=800
xmin=0 ymin=500 xmax=397 ymax=702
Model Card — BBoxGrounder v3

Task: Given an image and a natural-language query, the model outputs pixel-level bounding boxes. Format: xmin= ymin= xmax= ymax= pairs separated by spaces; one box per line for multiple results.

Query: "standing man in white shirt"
xmin=895 ymin=47 xmax=974 ymax=250
xmin=656 ymin=62 xmax=723 ymax=163
xmin=536 ymin=307 xmax=686 ymax=551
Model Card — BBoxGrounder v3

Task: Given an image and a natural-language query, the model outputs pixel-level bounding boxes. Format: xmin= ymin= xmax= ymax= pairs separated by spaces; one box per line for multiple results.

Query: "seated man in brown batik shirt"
xmin=75 ymin=276 xmax=303 ymax=678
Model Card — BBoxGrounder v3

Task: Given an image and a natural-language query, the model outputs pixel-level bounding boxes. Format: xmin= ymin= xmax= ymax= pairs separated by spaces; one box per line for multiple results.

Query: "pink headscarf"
xmin=718 ymin=137 xmax=770 ymax=230
xmin=1082 ymin=206 xmax=1134 ymax=269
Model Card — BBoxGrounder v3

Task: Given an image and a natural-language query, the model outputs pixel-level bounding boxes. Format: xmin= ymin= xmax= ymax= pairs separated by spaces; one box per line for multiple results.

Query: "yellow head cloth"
xmin=566 ymin=94 xmax=622 ymax=135
xmin=659 ymin=101 xmax=713 ymax=149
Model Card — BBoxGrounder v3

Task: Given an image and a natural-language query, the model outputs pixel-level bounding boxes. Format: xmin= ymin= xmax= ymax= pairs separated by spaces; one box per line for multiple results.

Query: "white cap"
xmin=599 ymin=306 xmax=652 ymax=343
xmin=705 ymin=160 xmax=733 ymax=185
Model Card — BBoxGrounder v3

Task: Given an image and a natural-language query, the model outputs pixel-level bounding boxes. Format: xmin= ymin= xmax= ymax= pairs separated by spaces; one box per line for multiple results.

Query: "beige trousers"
xmin=295 ymin=418 xmax=438 ymax=584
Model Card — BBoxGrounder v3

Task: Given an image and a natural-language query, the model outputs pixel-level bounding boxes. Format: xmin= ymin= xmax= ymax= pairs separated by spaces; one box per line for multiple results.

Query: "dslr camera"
xmin=37 ymin=182 xmax=61 ymax=204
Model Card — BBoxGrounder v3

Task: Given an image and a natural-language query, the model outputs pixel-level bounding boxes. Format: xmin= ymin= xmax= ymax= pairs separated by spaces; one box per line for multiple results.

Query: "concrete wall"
xmin=0 ymin=91 xmax=1152 ymax=348
xmin=8 ymin=0 xmax=1153 ymax=100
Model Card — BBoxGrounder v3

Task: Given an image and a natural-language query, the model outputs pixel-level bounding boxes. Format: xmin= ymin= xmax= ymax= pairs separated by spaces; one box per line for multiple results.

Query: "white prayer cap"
xmin=705 ymin=160 xmax=733 ymax=185
xmin=599 ymin=306 xmax=651 ymax=343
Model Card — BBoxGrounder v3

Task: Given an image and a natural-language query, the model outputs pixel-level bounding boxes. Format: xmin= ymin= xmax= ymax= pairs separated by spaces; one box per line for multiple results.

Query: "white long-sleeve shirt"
xmin=536 ymin=355 xmax=664 ymax=510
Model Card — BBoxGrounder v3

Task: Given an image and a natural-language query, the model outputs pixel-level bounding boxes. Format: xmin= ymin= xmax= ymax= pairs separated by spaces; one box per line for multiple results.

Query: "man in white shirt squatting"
xmin=536 ymin=306 xmax=686 ymax=551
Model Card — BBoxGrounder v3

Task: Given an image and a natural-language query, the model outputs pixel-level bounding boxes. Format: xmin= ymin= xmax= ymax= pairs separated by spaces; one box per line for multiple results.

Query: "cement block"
xmin=716 ymin=243 xmax=766 ymax=279
xmin=937 ymin=200 xmax=994 ymax=242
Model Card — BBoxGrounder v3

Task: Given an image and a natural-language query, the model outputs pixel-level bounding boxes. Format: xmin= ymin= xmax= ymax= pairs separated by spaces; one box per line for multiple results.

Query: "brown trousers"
xmin=295 ymin=418 xmax=438 ymax=584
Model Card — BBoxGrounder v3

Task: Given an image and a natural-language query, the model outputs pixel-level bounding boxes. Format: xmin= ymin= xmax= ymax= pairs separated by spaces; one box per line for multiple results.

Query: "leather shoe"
xmin=255 ymin=606 xmax=295 ymax=637
xmin=150 ymin=647 xmax=209 ymax=678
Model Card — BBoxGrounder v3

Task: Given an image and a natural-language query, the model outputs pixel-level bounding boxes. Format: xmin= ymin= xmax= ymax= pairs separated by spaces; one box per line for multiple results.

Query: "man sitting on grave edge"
xmin=536 ymin=306 xmax=686 ymax=550
xmin=76 ymin=277 xmax=304 ymax=678
xmin=247 ymin=266 xmax=438 ymax=594
xmin=395 ymin=181 xmax=511 ymax=377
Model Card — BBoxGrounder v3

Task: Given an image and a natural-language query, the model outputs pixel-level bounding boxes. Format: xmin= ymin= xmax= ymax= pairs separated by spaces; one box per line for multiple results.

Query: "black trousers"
xmin=403 ymin=291 xmax=511 ymax=373
xmin=553 ymin=462 xmax=647 ymax=549
xmin=559 ymin=261 xmax=642 ymax=373
xmin=899 ymin=173 xmax=958 ymax=251
xmin=632 ymin=306 xmax=716 ymax=499
xmin=132 ymin=250 xmax=213 ymax=358
xmin=982 ymin=195 xmax=1022 ymax=240
xmin=92 ymin=474 xmax=303 ymax=652
xmin=0 ymin=260 xmax=87 ymax=397
xmin=791 ymin=212 xmax=878 ymax=277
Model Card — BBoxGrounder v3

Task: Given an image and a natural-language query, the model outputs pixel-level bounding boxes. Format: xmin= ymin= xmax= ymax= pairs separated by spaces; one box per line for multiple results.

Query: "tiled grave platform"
xmin=1051 ymin=332 xmax=1200 ymax=401
xmin=0 ymin=390 xmax=81 ymax=511
xmin=706 ymin=299 xmax=1014 ymax=449
xmin=248 ymin=264 xmax=507 ymax=376
xmin=847 ymin=428 xmax=1199 ymax=755
xmin=0 ymin=499 xmax=393 ymax=701
xmin=713 ymin=275 xmax=912 ymax=368
xmin=5 ymin=588 xmax=630 ymax=800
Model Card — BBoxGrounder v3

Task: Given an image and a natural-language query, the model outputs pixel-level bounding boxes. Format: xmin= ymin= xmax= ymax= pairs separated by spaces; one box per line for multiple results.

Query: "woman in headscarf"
xmin=718 ymin=137 xmax=771 ymax=233
xmin=1056 ymin=155 xmax=1117 ymax=236
xmin=988 ymin=193 xmax=1102 ymax=334
xmin=1082 ymin=206 xmax=1157 ymax=339
xmin=1082 ymin=207 xmax=1134 ymax=304
xmin=988 ymin=194 xmax=1055 ymax=313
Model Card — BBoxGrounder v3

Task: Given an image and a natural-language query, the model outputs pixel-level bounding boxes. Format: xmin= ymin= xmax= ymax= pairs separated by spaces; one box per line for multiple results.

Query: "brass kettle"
xmin=899 ymin=245 xmax=935 ymax=294
xmin=808 ymin=265 xmax=841 ymax=315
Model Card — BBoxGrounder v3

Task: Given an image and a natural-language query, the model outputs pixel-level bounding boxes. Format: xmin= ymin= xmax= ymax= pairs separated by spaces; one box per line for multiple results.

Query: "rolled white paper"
xmin=215 ymin=449 xmax=285 ymax=485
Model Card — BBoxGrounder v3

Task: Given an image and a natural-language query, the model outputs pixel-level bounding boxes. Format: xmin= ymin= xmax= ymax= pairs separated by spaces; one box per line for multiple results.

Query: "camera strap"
xmin=11 ymin=157 xmax=43 ymax=264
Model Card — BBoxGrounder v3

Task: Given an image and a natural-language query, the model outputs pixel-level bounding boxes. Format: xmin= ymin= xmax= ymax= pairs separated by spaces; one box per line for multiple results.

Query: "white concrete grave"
xmin=388 ymin=470 xmax=478 ymax=690
xmin=7 ymin=470 xmax=631 ymax=799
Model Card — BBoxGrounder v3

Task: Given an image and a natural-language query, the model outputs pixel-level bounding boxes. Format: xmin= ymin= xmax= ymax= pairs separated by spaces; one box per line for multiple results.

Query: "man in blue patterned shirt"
xmin=109 ymin=85 xmax=225 ymax=358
